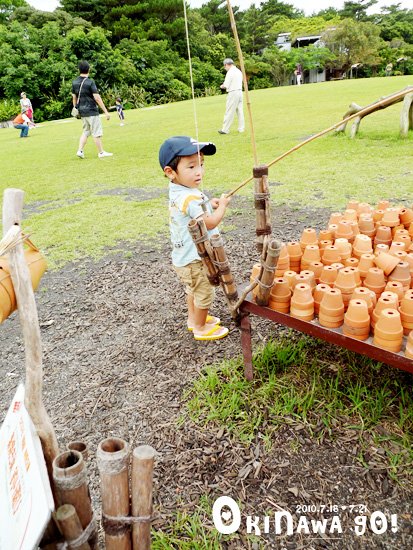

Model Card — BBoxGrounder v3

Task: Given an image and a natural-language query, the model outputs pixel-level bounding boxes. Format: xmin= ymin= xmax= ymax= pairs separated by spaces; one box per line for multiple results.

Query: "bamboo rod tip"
xmin=133 ymin=445 xmax=156 ymax=460
xmin=55 ymin=504 xmax=77 ymax=521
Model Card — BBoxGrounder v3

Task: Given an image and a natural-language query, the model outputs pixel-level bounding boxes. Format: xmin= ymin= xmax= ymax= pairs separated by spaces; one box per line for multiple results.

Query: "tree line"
xmin=0 ymin=0 xmax=412 ymax=121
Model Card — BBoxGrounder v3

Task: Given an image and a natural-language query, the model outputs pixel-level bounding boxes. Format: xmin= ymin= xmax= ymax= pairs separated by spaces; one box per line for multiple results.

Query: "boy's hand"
xmin=218 ymin=193 xmax=231 ymax=208
xmin=210 ymin=198 xmax=220 ymax=209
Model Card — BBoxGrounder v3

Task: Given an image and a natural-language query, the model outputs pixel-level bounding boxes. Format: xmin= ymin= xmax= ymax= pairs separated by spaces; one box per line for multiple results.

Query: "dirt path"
xmin=1 ymin=199 xmax=412 ymax=548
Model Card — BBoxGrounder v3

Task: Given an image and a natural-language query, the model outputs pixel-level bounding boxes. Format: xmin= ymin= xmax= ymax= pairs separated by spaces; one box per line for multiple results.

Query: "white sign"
xmin=0 ymin=384 xmax=54 ymax=550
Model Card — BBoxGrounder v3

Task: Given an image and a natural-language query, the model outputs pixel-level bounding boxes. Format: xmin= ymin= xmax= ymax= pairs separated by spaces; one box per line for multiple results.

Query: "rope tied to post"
xmin=59 ymin=514 xmax=97 ymax=549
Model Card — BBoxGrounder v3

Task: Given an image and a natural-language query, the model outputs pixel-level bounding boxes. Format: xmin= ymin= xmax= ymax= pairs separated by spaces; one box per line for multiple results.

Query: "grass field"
xmin=0 ymin=76 xmax=412 ymax=267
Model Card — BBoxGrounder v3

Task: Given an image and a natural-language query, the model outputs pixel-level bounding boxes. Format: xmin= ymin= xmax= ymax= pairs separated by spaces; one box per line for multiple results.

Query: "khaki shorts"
xmin=81 ymin=115 xmax=103 ymax=138
xmin=174 ymin=260 xmax=215 ymax=309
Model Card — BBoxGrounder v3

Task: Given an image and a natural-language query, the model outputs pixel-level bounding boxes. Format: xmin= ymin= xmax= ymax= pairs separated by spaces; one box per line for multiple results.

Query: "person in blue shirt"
xmin=159 ymin=136 xmax=231 ymax=341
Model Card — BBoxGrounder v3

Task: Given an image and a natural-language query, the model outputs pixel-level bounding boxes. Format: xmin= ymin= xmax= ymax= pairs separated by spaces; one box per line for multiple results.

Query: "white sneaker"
xmin=76 ymin=150 xmax=84 ymax=159
xmin=98 ymin=151 xmax=113 ymax=158
xmin=120 ymin=123 xmax=124 ymax=127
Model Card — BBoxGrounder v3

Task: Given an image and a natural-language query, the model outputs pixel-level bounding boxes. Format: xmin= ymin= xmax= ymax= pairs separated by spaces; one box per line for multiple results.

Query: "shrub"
xmin=0 ymin=99 xmax=19 ymax=122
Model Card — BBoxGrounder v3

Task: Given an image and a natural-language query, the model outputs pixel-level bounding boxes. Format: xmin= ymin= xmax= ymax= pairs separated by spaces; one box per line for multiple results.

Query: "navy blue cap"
xmin=159 ymin=136 xmax=216 ymax=169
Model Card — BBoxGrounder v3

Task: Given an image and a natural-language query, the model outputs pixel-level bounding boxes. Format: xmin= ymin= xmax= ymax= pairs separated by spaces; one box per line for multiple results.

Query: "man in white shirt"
xmin=218 ymin=58 xmax=245 ymax=135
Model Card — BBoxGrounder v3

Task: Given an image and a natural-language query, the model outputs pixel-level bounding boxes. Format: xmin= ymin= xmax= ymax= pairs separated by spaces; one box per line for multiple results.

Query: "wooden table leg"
xmin=240 ymin=313 xmax=253 ymax=381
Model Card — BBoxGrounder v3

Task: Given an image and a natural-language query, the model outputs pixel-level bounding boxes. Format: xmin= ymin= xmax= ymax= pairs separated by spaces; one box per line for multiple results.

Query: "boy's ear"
xmin=164 ymin=166 xmax=176 ymax=180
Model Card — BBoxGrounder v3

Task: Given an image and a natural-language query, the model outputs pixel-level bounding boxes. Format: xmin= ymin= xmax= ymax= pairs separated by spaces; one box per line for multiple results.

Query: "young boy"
xmin=159 ymin=136 xmax=231 ymax=341
xmin=110 ymin=97 xmax=125 ymax=126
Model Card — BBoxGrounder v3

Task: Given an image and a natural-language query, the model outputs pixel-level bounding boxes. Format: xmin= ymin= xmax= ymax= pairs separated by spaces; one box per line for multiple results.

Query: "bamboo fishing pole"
xmin=225 ymin=85 xmax=413 ymax=199
xmin=226 ymin=0 xmax=258 ymax=166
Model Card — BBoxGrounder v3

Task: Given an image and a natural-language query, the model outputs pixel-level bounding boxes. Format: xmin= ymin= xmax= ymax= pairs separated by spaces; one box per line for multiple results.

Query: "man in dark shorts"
xmin=71 ymin=60 xmax=113 ymax=159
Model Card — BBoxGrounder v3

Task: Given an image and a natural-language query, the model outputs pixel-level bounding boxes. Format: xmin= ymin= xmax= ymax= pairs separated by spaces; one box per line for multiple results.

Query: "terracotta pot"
xmin=409 ymin=222 xmax=413 ymax=238
xmin=347 ymin=200 xmax=359 ymax=211
xmin=328 ymin=213 xmax=343 ymax=226
xmin=373 ymin=252 xmax=399 ymax=276
xmin=371 ymin=292 xmax=399 ymax=327
xmin=270 ymin=277 xmax=291 ymax=302
xmin=376 ymin=200 xmax=390 ymax=211
xmin=319 ymin=229 xmax=333 ymax=242
xmin=335 ymin=238 xmax=352 ymax=260
xmin=399 ymin=207 xmax=413 ymax=228
xmin=348 ymin=266 xmax=362 ymax=286
xmin=381 ymin=207 xmax=400 ymax=228
xmin=389 ymin=241 xmax=406 ymax=254
xmin=343 ymin=208 xmax=358 ymax=222
xmin=319 ymin=288 xmax=345 ymax=327
xmin=404 ymin=253 xmax=413 ymax=279
xmin=374 ymin=225 xmax=392 ymax=246
xmin=275 ymin=244 xmax=290 ymax=276
xmin=388 ymin=261 xmax=411 ymax=290
xmin=404 ymin=330 xmax=413 ymax=358
xmin=393 ymin=228 xmax=410 ymax=239
xmin=358 ymin=253 xmax=375 ymax=278
xmin=394 ymin=234 xmax=412 ymax=250
xmin=353 ymin=234 xmax=373 ymax=259
xmin=314 ymin=283 xmax=330 ymax=314
xmin=373 ymin=309 xmax=403 ymax=351
xmin=301 ymin=244 xmax=321 ymax=269
xmin=319 ymin=240 xmax=333 ymax=256
xmin=287 ymin=241 xmax=302 ymax=259
xmin=343 ymin=299 xmax=370 ymax=339
xmin=392 ymin=250 xmax=407 ymax=262
xmin=345 ymin=257 xmax=359 ymax=268
xmin=384 ymin=281 xmax=404 ymax=303
xmin=399 ymin=294 xmax=413 ymax=334
xmin=350 ymin=221 xmax=360 ymax=238
xmin=358 ymin=215 xmax=376 ymax=237
xmin=335 ymin=267 xmax=358 ymax=292
xmin=300 ymin=228 xmax=318 ymax=252
xmin=299 ymin=270 xmax=316 ymax=290
xmin=358 ymin=202 xmax=373 ymax=216
xmin=351 ymin=287 xmax=374 ymax=314
xmin=363 ymin=267 xmax=386 ymax=297
xmin=328 ymin=224 xmax=338 ymax=239
xmin=319 ymin=265 xmax=338 ymax=286
xmin=309 ymin=261 xmax=323 ymax=283
xmin=335 ymin=220 xmax=354 ymax=242
xmin=290 ymin=283 xmax=314 ymax=321
xmin=374 ymin=243 xmax=390 ymax=256
xmin=391 ymin=224 xmax=405 ymax=238
xmin=322 ymin=245 xmax=341 ymax=266
xmin=331 ymin=263 xmax=345 ymax=270
xmin=372 ymin=209 xmax=385 ymax=223
xmin=283 ymin=270 xmax=298 ymax=289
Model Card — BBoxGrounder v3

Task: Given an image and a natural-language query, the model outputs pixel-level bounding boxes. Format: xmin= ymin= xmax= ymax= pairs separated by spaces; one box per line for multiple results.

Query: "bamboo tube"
xmin=188 ymin=218 xmax=220 ymax=285
xmin=55 ymin=504 xmax=91 ymax=550
xmin=210 ymin=234 xmax=238 ymax=302
xmin=256 ymin=240 xmax=282 ymax=306
xmin=2 ymin=189 xmax=59 ymax=488
xmin=254 ymin=165 xmax=272 ymax=253
xmin=67 ymin=441 xmax=89 ymax=461
xmin=131 ymin=445 xmax=156 ymax=550
xmin=97 ymin=437 xmax=131 ymax=550
xmin=53 ymin=450 xmax=96 ymax=548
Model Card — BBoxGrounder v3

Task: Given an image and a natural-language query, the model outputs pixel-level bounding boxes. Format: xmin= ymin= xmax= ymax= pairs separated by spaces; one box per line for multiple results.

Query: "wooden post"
xmin=55 ymin=504 xmax=91 ymax=550
xmin=97 ymin=437 xmax=131 ymax=550
xmin=52 ymin=450 xmax=96 ymax=548
xmin=253 ymin=165 xmax=271 ymax=253
xmin=400 ymin=92 xmax=413 ymax=137
xmin=67 ymin=441 xmax=89 ymax=461
xmin=2 ymin=188 xmax=59 ymax=483
xmin=188 ymin=218 xmax=220 ymax=285
xmin=210 ymin=234 xmax=239 ymax=318
xmin=256 ymin=239 xmax=282 ymax=306
xmin=131 ymin=445 xmax=156 ymax=550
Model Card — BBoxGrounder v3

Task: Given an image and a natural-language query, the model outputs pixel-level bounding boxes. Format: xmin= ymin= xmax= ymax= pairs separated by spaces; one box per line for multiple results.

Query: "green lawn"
xmin=0 ymin=76 xmax=412 ymax=267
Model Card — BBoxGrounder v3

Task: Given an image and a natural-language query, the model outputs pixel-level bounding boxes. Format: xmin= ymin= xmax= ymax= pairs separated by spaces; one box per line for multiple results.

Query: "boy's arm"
xmin=202 ymin=194 xmax=231 ymax=230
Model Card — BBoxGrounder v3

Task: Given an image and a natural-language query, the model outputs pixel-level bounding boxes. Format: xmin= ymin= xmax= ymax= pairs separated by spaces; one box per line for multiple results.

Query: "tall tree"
xmin=339 ymin=0 xmax=378 ymax=21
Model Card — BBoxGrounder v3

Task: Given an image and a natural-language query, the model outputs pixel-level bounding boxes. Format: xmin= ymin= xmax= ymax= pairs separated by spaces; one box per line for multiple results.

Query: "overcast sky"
xmin=27 ymin=0 xmax=412 ymax=15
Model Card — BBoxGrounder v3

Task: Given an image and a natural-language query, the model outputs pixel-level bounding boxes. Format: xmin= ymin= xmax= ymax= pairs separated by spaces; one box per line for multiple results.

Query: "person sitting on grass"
xmin=13 ymin=108 xmax=31 ymax=138
xmin=159 ymin=136 xmax=231 ymax=341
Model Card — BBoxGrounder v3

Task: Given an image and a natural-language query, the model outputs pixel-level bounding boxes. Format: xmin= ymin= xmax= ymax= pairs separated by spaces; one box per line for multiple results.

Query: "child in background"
xmin=113 ymin=97 xmax=125 ymax=126
xmin=159 ymin=136 xmax=231 ymax=341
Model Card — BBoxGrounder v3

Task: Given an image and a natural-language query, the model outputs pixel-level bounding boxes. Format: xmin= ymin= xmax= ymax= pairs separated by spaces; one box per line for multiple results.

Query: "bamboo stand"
xmin=67 ymin=441 xmax=89 ymax=461
xmin=55 ymin=504 xmax=91 ymax=550
xmin=253 ymin=165 xmax=272 ymax=253
xmin=52 ymin=450 xmax=97 ymax=548
xmin=256 ymin=239 xmax=282 ymax=306
xmin=400 ymin=92 xmax=413 ymax=138
xmin=188 ymin=218 xmax=220 ymax=286
xmin=210 ymin=234 xmax=239 ymax=318
xmin=97 ymin=437 xmax=131 ymax=550
xmin=131 ymin=446 xmax=156 ymax=550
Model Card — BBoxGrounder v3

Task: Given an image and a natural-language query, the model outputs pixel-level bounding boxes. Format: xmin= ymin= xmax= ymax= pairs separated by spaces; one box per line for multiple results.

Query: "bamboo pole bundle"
xmin=253 ymin=165 xmax=272 ymax=253
xmin=210 ymin=234 xmax=239 ymax=316
xmin=67 ymin=441 xmax=89 ymax=461
xmin=97 ymin=437 xmax=131 ymax=550
xmin=256 ymin=239 xmax=282 ymax=306
xmin=52 ymin=450 xmax=97 ymax=548
xmin=131 ymin=445 xmax=156 ymax=550
xmin=188 ymin=218 xmax=220 ymax=286
xmin=55 ymin=504 xmax=91 ymax=550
